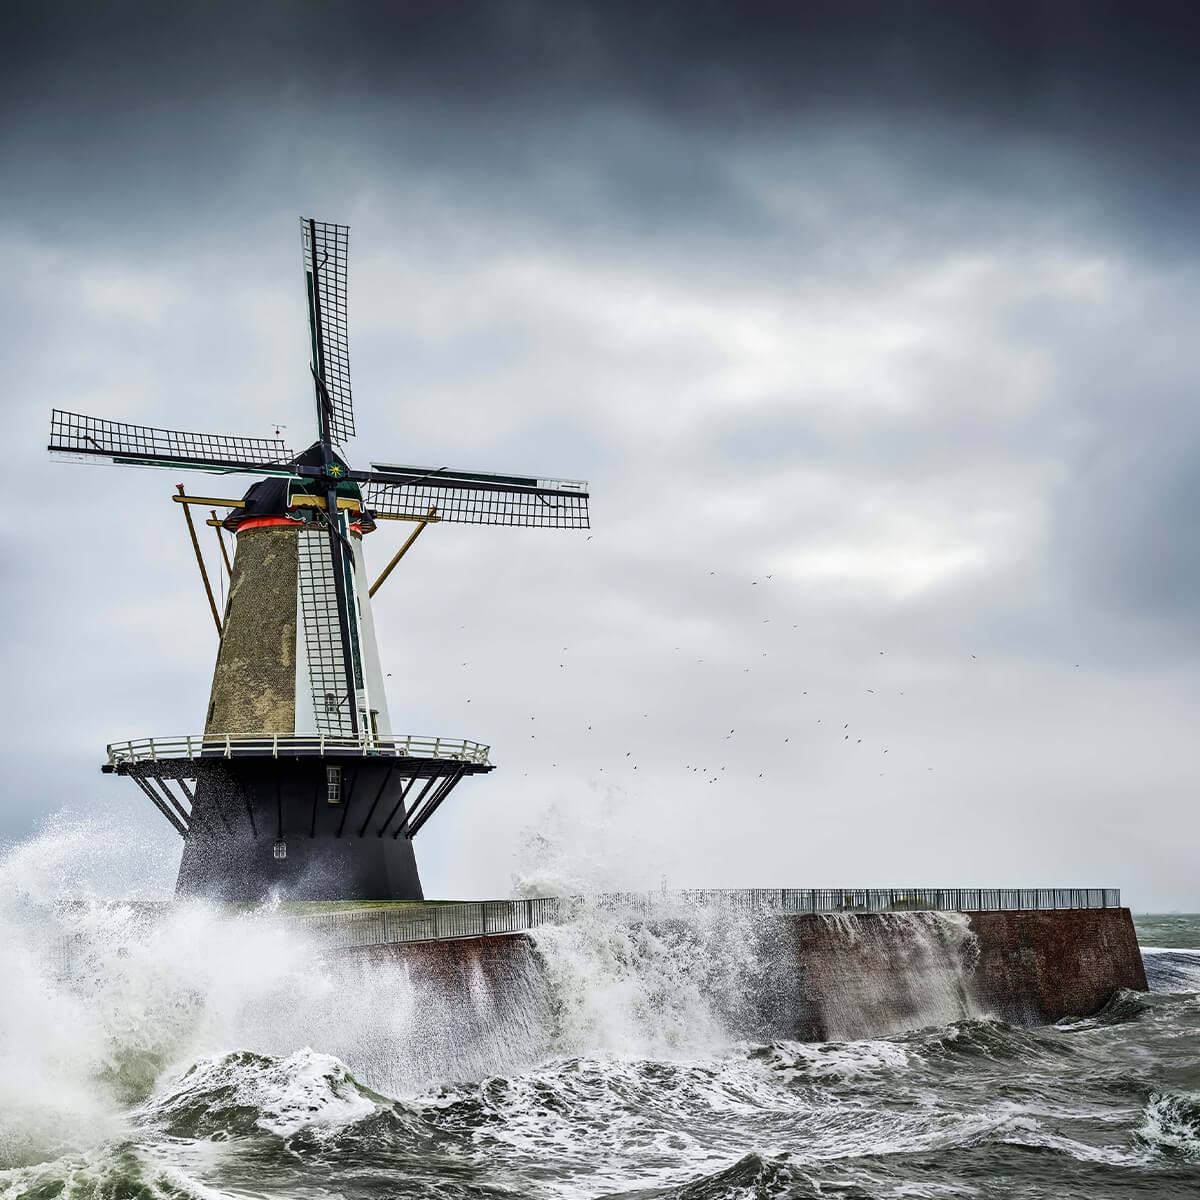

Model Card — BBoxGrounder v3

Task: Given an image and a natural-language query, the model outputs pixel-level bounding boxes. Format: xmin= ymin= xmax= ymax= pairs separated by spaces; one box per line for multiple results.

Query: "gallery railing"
xmin=291 ymin=887 xmax=1123 ymax=950
xmin=105 ymin=732 xmax=492 ymax=766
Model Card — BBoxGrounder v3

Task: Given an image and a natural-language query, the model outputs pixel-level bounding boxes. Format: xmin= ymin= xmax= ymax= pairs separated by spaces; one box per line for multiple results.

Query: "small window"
xmin=327 ymin=765 xmax=342 ymax=805
xmin=324 ymin=692 xmax=338 ymax=713
xmin=273 ymin=840 xmax=287 ymax=860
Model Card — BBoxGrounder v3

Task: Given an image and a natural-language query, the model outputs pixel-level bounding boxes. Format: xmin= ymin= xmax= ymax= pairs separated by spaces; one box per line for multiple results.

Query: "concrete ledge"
xmin=337 ymin=907 xmax=1148 ymax=1040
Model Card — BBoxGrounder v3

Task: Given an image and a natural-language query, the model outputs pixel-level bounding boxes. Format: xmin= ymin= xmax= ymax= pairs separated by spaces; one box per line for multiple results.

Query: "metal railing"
xmin=662 ymin=888 xmax=1122 ymax=914
xmin=291 ymin=887 xmax=1123 ymax=951
xmin=293 ymin=899 xmax=564 ymax=949
xmin=105 ymin=732 xmax=492 ymax=767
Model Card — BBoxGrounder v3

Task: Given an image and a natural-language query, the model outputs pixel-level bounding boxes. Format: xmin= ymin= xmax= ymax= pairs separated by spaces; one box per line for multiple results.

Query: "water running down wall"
xmin=335 ymin=906 xmax=1145 ymax=1065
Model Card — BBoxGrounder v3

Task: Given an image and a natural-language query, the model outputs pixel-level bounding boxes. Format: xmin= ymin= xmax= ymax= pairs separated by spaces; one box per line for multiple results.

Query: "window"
xmin=273 ymin=840 xmax=287 ymax=860
xmin=324 ymin=692 xmax=338 ymax=713
xmin=327 ymin=765 xmax=342 ymax=805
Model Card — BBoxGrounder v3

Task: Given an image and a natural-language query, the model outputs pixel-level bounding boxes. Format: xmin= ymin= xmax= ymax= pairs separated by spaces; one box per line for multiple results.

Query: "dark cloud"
xmin=5 ymin=1 xmax=1200 ymax=253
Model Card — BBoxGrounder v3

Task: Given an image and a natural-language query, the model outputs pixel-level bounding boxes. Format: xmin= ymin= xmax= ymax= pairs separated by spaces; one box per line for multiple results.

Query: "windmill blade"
xmin=302 ymin=218 xmax=354 ymax=445
xmin=361 ymin=462 xmax=590 ymax=529
xmin=48 ymin=409 xmax=297 ymax=476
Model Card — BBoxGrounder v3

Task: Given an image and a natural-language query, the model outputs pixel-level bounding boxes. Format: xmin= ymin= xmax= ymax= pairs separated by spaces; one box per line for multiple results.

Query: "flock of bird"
xmin=391 ymin=554 xmax=1082 ymax=790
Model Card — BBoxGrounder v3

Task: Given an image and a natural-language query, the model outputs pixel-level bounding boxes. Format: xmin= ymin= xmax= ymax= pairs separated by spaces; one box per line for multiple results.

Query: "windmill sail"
xmin=363 ymin=464 xmax=590 ymax=528
xmin=302 ymin=218 xmax=354 ymax=446
xmin=49 ymin=409 xmax=296 ymax=475
xmin=297 ymin=529 xmax=358 ymax=736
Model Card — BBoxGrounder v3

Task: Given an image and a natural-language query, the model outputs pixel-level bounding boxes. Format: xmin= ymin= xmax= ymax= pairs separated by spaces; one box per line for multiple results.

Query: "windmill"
xmin=48 ymin=218 xmax=590 ymax=900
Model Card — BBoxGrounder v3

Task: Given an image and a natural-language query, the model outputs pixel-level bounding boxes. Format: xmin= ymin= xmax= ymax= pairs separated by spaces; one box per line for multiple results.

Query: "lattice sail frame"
xmin=364 ymin=475 xmax=590 ymax=529
xmin=302 ymin=219 xmax=354 ymax=445
xmin=49 ymin=409 xmax=295 ymax=473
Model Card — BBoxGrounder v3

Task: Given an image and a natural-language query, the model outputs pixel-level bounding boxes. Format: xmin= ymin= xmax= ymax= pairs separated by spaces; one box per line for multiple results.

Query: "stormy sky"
xmin=3 ymin=1 xmax=1199 ymax=908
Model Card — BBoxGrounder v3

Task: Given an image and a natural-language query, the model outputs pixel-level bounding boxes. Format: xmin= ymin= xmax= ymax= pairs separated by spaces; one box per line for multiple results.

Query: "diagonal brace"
xmin=369 ymin=507 xmax=437 ymax=597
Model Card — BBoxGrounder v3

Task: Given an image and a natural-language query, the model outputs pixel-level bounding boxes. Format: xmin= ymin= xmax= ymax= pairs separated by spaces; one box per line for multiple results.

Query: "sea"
xmin=1 ymin=842 xmax=1198 ymax=1199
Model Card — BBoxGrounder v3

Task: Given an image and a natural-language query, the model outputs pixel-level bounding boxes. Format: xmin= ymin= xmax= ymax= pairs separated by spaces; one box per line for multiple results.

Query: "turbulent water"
xmin=1 ymin=838 xmax=1198 ymax=1198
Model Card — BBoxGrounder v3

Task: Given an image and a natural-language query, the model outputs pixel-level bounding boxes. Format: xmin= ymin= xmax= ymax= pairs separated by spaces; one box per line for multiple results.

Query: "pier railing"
xmin=291 ymin=887 xmax=1123 ymax=951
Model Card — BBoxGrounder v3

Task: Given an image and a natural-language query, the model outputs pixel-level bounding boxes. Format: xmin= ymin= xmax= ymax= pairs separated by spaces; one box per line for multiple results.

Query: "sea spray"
xmin=800 ymin=910 xmax=980 ymax=1040
xmin=527 ymin=895 xmax=766 ymax=1058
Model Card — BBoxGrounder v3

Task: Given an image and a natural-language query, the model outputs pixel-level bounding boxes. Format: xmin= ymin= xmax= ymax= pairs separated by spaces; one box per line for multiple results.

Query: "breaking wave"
xmin=1136 ymin=1090 xmax=1200 ymax=1161
xmin=2 ymin=827 xmax=1198 ymax=1198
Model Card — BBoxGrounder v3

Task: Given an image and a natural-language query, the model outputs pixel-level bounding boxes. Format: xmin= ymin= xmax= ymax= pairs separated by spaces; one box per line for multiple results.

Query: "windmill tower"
xmin=48 ymin=218 xmax=590 ymax=901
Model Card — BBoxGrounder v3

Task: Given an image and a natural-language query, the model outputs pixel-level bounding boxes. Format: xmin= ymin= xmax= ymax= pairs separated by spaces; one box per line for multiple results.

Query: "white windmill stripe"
xmin=297 ymin=529 xmax=354 ymax=736
xmin=351 ymin=538 xmax=391 ymax=735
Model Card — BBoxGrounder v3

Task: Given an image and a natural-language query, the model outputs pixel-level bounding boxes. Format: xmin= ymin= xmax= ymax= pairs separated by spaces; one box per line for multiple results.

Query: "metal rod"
xmin=403 ymin=766 xmax=467 ymax=839
xmin=153 ymin=776 xmax=207 ymax=835
xmin=379 ymin=774 xmax=424 ymax=837
xmin=132 ymin=776 xmax=187 ymax=836
xmin=177 ymin=486 xmax=223 ymax=634
xmin=356 ymin=763 xmax=396 ymax=838
xmin=212 ymin=513 xmax=232 ymax=575
xmin=369 ymin=507 xmax=437 ymax=597
xmin=394 ymin=770 xmax=456 ymax=839
xmin=376 ymin=772 xmax=420 ymax=840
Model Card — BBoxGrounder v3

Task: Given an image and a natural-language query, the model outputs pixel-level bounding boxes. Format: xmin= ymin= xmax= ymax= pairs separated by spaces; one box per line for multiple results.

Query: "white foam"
xmin=142 ymin=1048 xmax=378 ymax=1138
xmin=1136 ymin=1090 xmax=1200 ymax=1160
xmin=763 ymin=1037 xmax=912 ymax=1082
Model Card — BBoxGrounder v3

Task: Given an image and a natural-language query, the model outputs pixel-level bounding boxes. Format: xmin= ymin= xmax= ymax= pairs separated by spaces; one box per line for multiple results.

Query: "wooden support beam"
xmin=372 ymin=511 xmax=444 ymax=523
xmin=172 ymin=494 xmax=244 ymax=509
xmin=211 ymin=512 xmax=233 ymax=575
xmin=369 ymin=507 xmax=437 ymax=597
xmin=177 ymin=486 xmax=222 ymax=635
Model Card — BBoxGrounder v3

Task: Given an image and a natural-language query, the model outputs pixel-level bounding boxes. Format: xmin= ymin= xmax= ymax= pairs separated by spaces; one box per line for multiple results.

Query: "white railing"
xmin=105 ymin=732 xmax=492 ymax=767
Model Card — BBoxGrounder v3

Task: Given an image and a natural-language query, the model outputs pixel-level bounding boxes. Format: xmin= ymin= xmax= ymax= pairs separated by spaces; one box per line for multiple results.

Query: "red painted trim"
xmin=236 ymin=517 xmax=304 ymax=534
xmin=234 ymin=516 xmax=371 ymax=536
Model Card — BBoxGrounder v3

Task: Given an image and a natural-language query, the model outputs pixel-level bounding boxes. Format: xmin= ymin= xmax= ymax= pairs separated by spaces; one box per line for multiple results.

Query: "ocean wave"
xmin=753 ymin=1037 xmax=911 ymax=1083
xmin=1053 ymin=988 xmax=1153 ymax=1030
xmin=893 ymin=1016 xmax=1082 ymax=1068
xmin=0 ymin=1144 xmax=225 ymax=1200
xmin=1141 ymin=948 xmax=1200 ymax=996
xmin=628 ymin=1152 xmax=806 ymax=1200
xmin=1135 ymin=1090 xmax=1200 ymax=1160
xmin=136 ymin=1048 xmax=388 ymax=1140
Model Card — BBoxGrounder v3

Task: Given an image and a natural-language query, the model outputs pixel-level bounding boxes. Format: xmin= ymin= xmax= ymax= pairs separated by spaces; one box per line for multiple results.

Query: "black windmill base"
xmin=105 ymin=752 xmax=493 ymax=901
